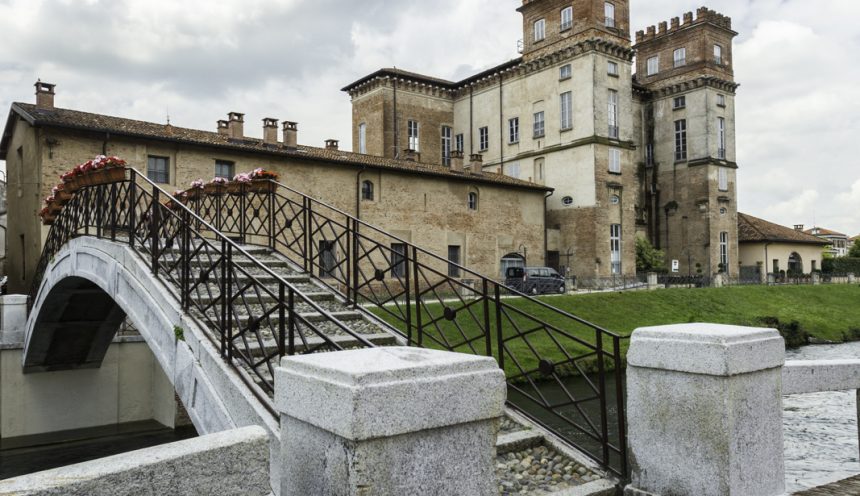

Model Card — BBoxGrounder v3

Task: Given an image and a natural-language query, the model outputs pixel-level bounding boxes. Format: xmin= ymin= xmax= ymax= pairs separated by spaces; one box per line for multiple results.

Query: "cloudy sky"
xmin=1 ymin=0 xmax=858 ymax=235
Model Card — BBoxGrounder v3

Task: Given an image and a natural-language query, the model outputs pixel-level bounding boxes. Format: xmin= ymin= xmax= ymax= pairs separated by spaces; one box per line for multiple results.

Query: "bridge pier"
xmin=274 ymin=347 xmax=506 ymax=496
xmin=624 ymin=324 xmax=786 ymax=496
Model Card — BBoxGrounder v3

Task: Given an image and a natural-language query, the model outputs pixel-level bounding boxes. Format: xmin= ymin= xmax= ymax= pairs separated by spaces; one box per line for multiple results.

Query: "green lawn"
xmin=370 ymin=285 xmax=860 ymax=380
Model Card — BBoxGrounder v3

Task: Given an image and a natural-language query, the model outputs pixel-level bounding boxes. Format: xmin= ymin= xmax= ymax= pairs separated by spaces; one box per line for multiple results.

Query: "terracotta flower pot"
xmin=89 ymin=167 xmax=126 ymax=185
xmin=247 ymin=180 xmax=275 ymax=194
xmin=204 ymin=184 xmax=226 ymax=196
xmin=226 ymin=182 xmax=245 ymax=195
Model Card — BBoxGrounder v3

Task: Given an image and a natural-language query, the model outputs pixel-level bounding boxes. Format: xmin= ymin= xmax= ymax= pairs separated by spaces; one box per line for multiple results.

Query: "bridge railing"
xmin=184 ymin=178 xmax=628 ymax=476
xmin=29 ymin=169 xmax=378 ymax=413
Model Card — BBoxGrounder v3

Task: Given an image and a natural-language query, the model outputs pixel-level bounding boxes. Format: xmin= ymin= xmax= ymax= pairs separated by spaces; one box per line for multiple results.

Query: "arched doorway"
xmin=788 ymin=252 xmax=803 ymax=274
xmin=500 ymin=253 xmax=525 ymax=278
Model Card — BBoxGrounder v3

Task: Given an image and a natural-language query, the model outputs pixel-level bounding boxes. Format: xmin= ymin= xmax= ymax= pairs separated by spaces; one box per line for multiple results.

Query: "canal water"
xmin=510 ymin=341 xmax=860 ymax=493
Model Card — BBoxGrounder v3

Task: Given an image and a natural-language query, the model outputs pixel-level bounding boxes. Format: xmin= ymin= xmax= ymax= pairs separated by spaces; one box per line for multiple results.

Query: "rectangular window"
xmin=407 ymin=120 xmax=419 ymax=152
xmin=441 ymin=126 xmax=452 ymax=166
xmin=560 ymin=92 xmax=573 ymax=130
xmin=533 ymin=111 xmax=545 ymax=138
xmin=673 ymin=48 xmax=686 ymax=68
xmin=479 ymin=127 xmax=489 ymax=151
xmin=214 ymin=160 xmax=234 ymax=179
xmin=147 ymin=155 xmax=170 ymax=184
xmin=716 ymin=94 xmax=726 ymax=107
xmin=609 ymin=148 xmax=621 ymax=173
xmin=607 ymin=61 xmax=619 ymax=76
xmin=509 ymin=117 xmax=519 ymax=144
xmin=773 ymin=259 xmax=779 ymax=274
xmin=560 ymin=6 xmax=573 ymax=31
xmin=718 ymin=167 xmax=728 ymax=191
xmin=674 ymin=119 xmax=687 ymax=161
xmin=534 ymin=19 xmax=546 ymax=41
xmin=719 ymin=232 xmax=729 ymax=270
xmin=391 ymin=243 xmax=407 ymax=278
xmin=646 ymin=56 xmax=659 ymax=76
xmin=447 ymin=245 xmax=462 ymax=278
xmin=610 ymin=224 xmax=622 ymax=274
xmin=714 ymin=44 xmax=723 ymax=65
xmin=717 ymin=117 xmax=726 ymax=159
xmin=604 ymin=2 xmax=615 ymax=28
xmin=507 ymin=162 xmax=521 ymax=179
xmin=534 ymin=158 xmax=545 ymax=181
xmin=358 ymin=123 xmax=367 ymax=154
xmin=455 ymin=133 xmax=464 ymax=153
xmin=607 ymin=90 xmax=619 ymax=138
xmin=673 ymin=96 xmax=686 ymax=109
xmin=559 ymin=64 xmax=572 ymax=80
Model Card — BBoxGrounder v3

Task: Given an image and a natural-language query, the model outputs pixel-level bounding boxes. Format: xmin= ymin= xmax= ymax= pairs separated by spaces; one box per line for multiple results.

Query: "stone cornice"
xmin=480 ymin=134 xmax=637 ymax=167
xmin=634 ymin=75 xmax=740 ymax=101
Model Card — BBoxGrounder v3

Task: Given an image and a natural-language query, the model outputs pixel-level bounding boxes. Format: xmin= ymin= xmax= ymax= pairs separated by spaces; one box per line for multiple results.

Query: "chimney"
xmin=469 ymin=154 xmax=483 ymax=175
xmin=402 ymin=149 xmax=419 ymax=162
xmin=670 ymin=17 xmax=680 ymax=30
xmin=658 ymin=21 xmax=667 ymax=34
xmin=217 ymin=120 xmax=230 ymax=136
xmin=325 ymin=139 xmax=340 ymax=151
xmin=227 ymin=112 xmax=244 ymax=139
xmin=35 ymin=80 xmax=56 ymax=110
xmin=450 ymin=150 xmax=464 ymax=172
xmin=683 ymin=12 xmax=693 ymax=24
xmin=282 ymin=121 xmax=298 ymax=149
xmin=794 ymin=224 xmax=805 ymax=232
xmin=262 ymin=118 xmax=279 ymax=145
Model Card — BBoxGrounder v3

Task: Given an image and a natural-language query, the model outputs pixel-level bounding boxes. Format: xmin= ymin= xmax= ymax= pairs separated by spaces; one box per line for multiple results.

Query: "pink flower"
xmin=209 ymin=177 xmax=228 ymax=185
xmin=233 ymin=173 xmax=252 ymax=183
xmin=190 ymin=179 xmax=205 ymax=189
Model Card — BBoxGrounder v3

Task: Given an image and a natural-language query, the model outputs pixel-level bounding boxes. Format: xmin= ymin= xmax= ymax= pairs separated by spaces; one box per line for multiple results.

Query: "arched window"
xmin=361 ymin=180 xmax=374 ymax=201
xmin=467 ymin=191 xmax=478 ymax=211
xmin=500 ymin=253 xmax=525 ymax=278
xmin=788 ymin=252 xmax=803 ymax=274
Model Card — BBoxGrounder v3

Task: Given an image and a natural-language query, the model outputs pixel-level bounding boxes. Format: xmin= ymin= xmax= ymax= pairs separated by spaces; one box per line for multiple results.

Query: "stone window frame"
xmin=147 ymin=155 xmax=170 ymax=184
xmin=508 ymin=117 xmax=520 ymax=144
xmin=361 ymin=180 xmax=374 ymax=201
xmin=673 ymin=95 xmax=686 ymax=110
xmin=441 ymin=125 xmax=453 ymax=166
xmin=561 ymin=196 xmax=574 ymax=207
xmin=533 ymin=111 xmax=545 ymax=139
xmin=673 ymin=47 xmax=687 ymax=68
xmin=674 ymin=119 xmax=687 ymax=162
xmin=718 ymin=167 xmax=729 ymax=192
xmin=716 ymin=93 xmax=727 ymax=108
xmin=608 ymin=148 xmax=622 ymax=174
xmin=646 ymin=56 xmax=659 ymax=76
xmin=560 ymin=6 xmax=573 ymax=31
xmin=214 ymin=159 xmax=235 ymax=179
xmin=610 ymin=223 xmax=622 ymax=274
xmin=478 ymin=127 xmax=489 ymax=151
xmin=534 ymin=157 xmax=545 ymax=182
xmin=719 ymin=231 xmax=730 ymax=270
xmin=607 ymin=90 xmax=619 ymax=138
xmin=467 ymin=191 xmax=479 ymax=211
xmin=714 ymin=44 xmax=723 ymax=65
xmin=604 ymin=2 xmax=616 ymax=28
xmin=717 ymin=118 xmax=726 ymax=160
xmin=358 ymin=123 xmax=367 ymax=154
xmin=534 ymin=18 xmax=546 ymax=42
xmin=560 ymin=92 xmax=573 ymax=131
xmin=455 ymin=133 xmax=464 ymax=153
xmin=559 ymin=64 xmax=572 ymax=81
xmin=407 ymin=120 xmax=420 ymax=152
xmin=448 ymin=245 xmax=462 ymax=278
xmin=607 ymin=60 xmax=619 ymax=77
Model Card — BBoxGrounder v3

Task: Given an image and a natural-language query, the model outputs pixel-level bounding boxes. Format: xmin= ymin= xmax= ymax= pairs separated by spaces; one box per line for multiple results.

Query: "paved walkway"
xmin=794 ymin=474 xmax=860 ymax=495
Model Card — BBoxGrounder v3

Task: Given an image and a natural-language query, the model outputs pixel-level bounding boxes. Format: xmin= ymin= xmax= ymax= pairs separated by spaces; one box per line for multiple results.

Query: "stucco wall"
xmin=738 ymin=242 xmax=826 ymax=274
xmin=0 ymin=340 xmax=177 ymax=440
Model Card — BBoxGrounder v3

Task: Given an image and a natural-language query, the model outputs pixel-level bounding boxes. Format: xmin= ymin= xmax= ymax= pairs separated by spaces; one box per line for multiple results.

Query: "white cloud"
xmin=1 ymin=0 xmax=859 ymax=235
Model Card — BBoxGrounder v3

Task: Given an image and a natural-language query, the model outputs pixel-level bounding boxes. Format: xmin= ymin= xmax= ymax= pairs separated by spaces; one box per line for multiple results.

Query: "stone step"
xmin=496 ymin=429 xmax=544 ymax=455
xmin=234 ymin=332 xmax=399 ymax=359
xmin=193 ymin=291 xmax=334 ymax=306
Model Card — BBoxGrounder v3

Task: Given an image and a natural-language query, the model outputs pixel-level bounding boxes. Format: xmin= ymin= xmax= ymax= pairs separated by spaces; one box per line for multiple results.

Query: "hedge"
xmin=822 ymin=257 xmax=860 ymax=275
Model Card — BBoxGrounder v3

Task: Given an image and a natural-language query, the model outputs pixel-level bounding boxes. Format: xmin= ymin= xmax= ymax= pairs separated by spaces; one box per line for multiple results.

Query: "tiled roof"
xmin=341 ymin=59 xmax=524 ymax=93
xmin=1 ymin=103 xmax=549 ymax=192
xmin=738 ymin=213 xmax=829 ymax=245
xmin=803 ymin=227 xmax=848 ymax=238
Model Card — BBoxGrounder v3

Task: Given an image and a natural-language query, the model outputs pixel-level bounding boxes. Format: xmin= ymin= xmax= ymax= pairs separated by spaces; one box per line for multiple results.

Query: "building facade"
xmin=0 ymin=85 xmax=548 ymax=294
xmin=738 ymin=213 xmax=829 ymax=277
xmin=802 ymin=226 xmax=850 ymax=258
xmin=344 ymin=0 xmax=740 ymax=279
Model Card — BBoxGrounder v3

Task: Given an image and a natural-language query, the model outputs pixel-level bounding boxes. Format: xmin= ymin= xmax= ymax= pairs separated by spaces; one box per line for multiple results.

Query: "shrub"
xmin=635 ymin=237 xmax=666 ymax=273
xmin=822 ymin=257 xmax=860 ymax=275
xmin=756 ymin=317 xmax=809 ymax=348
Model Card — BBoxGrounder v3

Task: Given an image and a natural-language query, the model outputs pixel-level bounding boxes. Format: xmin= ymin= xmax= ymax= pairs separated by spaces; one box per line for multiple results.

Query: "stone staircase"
xmin=154 ymin=242 xmax=617 ymax=495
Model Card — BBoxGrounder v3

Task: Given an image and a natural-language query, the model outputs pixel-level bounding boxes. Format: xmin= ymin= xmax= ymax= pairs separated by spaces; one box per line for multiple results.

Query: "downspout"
xmin=469 ymin=86 xmax=474 ymax=155
xmin=393 ymin=77 xmax=399 ymax=159
xmin=544 ymin=190 xmax=554 ymax=265
xmin=499 ymin=73 xmax=504 ymax=174
xmin=102 ymin=132 xmax=110 ymax=155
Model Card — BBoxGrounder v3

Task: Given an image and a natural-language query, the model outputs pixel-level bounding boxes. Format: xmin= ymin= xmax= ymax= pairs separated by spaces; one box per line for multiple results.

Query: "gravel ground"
xmin=497 ymin=444 xmax=600 ymax=495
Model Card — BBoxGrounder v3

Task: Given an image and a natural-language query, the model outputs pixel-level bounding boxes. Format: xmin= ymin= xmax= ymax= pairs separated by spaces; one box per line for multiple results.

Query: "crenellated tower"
xmin=634 ymin=7 xmax=740 ymax=277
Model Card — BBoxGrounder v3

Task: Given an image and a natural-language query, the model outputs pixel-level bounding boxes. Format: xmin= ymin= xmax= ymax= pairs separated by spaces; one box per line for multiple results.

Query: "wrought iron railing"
xmin=28 ymin=169 xmax=377 ymax=414
xmin=186 ymin=179 xmax=629 ymax=476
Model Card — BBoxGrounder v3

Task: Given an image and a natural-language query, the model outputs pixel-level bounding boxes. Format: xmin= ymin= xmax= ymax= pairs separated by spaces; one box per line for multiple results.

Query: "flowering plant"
xmin=39 ymin=207 xmax=50 ymax=217
xmin=51 ymin=184 xmax=64 ymax=196
xmin=209 ymin=177 xmax=228 ymax=185
xmin=61 ymin=171 xmax=76 ymax=182
xmin=190 ymin=179 xmax=205 ymax=189
xmin=250 ymin=168 xmax=278 ymax=180
xmin=45 ymin=195 xmax=56 ymax=204
xmin=233 ymin=173 xmax=252 ymax=183
xmin=90 ymin=155 xmax=127 ymax=170
xmin=173 ymin=190 xmax=188 ymax=199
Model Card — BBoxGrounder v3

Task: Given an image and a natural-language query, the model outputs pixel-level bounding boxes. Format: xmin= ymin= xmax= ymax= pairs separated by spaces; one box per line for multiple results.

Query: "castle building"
xmin=343 ymin=0 xmax=740 ymax=279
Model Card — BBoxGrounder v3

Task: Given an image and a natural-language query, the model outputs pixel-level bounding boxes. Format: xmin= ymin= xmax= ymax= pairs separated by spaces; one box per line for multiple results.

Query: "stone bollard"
xmin=712 ymin=273 xmax=725 ymax=288
xmin=757 ymin=262 xmax=766 ymax=284
xmin=624 ymin=324 xmax=786 ymax=496
xmin=0 ymin=294 xmax=28 ymax=345
xmin=812 ymin=272 xmax=821 ymax=285
xmin=275 ymin=347 xmax=506 ymax=496
xmin=849 ymin=274 xmax=857 ymax=284
xmin=646 ymin=272 xmax=658 ymax=290
xmin=767 ymin=273 xmax=776 ymax=285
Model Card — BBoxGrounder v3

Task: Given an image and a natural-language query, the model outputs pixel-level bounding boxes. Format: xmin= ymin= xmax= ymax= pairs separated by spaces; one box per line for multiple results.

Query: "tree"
xmin=849 ymin=239 xmax=860 ymax=258
xmin=636 ymin=237 xmax=666 ymax=273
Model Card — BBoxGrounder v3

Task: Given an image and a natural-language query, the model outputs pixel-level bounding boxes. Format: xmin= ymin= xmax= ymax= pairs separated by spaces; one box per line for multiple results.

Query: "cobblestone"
xmin=496 ymin=444 xmax=598 ymax=495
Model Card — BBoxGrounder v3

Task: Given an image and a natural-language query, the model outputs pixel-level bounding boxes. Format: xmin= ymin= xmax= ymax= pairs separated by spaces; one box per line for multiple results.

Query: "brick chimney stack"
xmin=794 ymin=224 xmax=804 ymax=232
xmin=325 ymin=139 xmax=339 ymax=151
xmin=450 ymin=151 xmax=464 ymax=172
xmin=35 ymin=81 xmax=56 ymax=110
xmin=402 ymin=149 xmax=420 ymax=162
xmin=227 ymin=112 xmax=244 ymax=139
xmin=263 ymin=118 xmax=279 ymax=145
xmin=217 ymin=120 xmax=230 ymax=136
xmin=282 ymin=121 xmax=298 ymax=149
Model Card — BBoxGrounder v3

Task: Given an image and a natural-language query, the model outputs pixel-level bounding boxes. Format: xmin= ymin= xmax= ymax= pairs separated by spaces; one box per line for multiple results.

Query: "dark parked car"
xmin=505 ymin=267 xmax=566 ymax=295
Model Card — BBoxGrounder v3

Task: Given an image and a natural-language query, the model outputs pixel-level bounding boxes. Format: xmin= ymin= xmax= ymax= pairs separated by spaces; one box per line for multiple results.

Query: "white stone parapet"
xmin=624 ymin=324 xmax=786 ymax=496
xmin=783 ymin=359 xmax=860 ymax=395
xmin=0 ymin=426 xmax=271 ymax=495
xmin=0 ymin=294 xmax=28 ymax=345
xmin=275 ymin=346 xmax=506 ymax=496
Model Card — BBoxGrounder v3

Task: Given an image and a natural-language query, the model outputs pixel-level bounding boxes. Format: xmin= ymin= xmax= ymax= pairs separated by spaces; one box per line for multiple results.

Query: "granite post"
xmin=646 ymin=272 xmax=658 ymax=290
xmin=275 ymin=347 xmax=506 ymax=496
xmin=624 ymin=324 xmax=786 ymax=496
xmin=0 ymin=294 xmax=28 ymax=344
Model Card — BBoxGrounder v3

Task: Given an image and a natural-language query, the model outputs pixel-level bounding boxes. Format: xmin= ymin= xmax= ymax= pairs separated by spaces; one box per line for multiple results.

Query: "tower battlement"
xmin=636 ymin=7 xmax=733 ymax=44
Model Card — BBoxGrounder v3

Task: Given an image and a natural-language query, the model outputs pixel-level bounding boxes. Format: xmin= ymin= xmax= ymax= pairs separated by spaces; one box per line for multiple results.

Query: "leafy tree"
xmin=849 ymin=239 xmax=860 ymax=258
xmin=635 ymin=237 xmax=666 ymax=273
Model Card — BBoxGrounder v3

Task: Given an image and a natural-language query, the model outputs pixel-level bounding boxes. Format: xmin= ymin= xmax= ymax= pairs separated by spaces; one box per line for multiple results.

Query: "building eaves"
xmin=738 ymin=213 xmax=829 ymax=245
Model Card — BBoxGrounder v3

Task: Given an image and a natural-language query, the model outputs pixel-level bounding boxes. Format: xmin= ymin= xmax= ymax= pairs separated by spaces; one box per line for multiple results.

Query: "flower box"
xmin=88 ymin=167 xmax=126 ymax=185
xmin=226 ymin=182 xmax=245 ymax=195
xmin=247 ymin=179 xmax=275 ymax=194
xmin=204 ymin=183 xmax=226 ymax=196
xmin=55 ymin=190 xmax=73 ymax=205
xmin=185 ymin=188 xmax=203 ymax=200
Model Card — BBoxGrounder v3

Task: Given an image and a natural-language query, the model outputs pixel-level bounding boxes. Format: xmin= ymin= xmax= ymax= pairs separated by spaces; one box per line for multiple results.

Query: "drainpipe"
xmin=393 ymin=77 xmax=399 ymax=159
xmin=499 ymin=73 xmax=504 ymax=174
xmin=469 ymin=86 xmax=474 ymax=155
xmin=102 ymin=132 xmax=110 ymax=155
xmin=544 ymin=190 xmax=554 ymax=265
